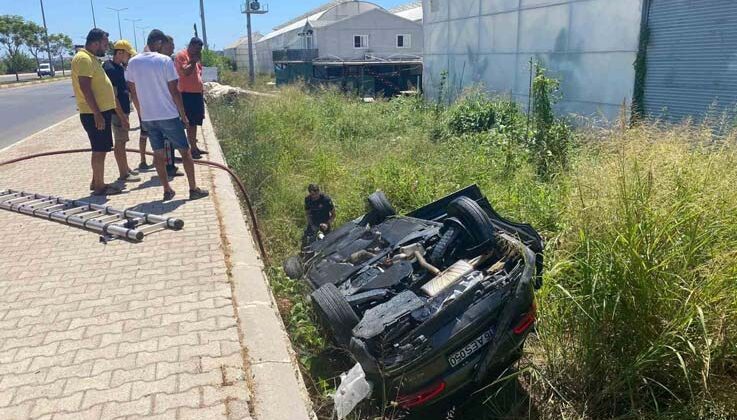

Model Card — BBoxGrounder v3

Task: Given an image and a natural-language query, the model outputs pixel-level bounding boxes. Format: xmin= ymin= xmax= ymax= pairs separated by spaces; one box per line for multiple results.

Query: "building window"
xmin=430 ymin=0 xmax=439 ymax=12
xmin=353 ymin=34 xmax=368 ymax=49
xmin=396 ymin=34 xmax=411 ymax=48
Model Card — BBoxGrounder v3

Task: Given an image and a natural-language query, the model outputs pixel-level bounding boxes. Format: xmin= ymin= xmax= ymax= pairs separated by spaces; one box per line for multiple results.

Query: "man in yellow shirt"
xmin=72 ymin=28 xmax=123 ymax=196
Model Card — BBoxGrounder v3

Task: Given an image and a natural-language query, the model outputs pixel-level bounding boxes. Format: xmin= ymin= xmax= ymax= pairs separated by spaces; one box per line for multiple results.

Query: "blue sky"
xmin=2 ymin=0 xmax=412 ymax=53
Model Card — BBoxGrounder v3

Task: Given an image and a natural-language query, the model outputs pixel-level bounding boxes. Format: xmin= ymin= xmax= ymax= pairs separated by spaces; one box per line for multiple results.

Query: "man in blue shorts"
xmin=126 ymin=29 xmax=208 ymax=201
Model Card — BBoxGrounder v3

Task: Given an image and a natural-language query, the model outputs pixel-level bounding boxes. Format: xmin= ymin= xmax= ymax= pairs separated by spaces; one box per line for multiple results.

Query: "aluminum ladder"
xmin=0 ymin=189 xmax=184 ymax=242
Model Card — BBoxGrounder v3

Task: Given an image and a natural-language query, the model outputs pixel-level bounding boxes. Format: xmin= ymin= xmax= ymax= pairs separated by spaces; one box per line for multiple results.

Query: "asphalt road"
xmin=0 ymin=80 xmax=78 ymax=151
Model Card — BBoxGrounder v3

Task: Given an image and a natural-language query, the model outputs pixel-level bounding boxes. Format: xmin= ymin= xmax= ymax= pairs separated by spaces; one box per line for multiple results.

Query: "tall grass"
xmin=210 ymin=85 xmax=737 ymax=419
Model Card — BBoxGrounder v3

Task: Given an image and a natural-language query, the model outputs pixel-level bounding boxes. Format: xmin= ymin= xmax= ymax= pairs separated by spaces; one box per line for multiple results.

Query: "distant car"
xmin=283 ymin=185 xmax=544 ymax=411
xmin=37 ymin=63 xmax=55 ymax=77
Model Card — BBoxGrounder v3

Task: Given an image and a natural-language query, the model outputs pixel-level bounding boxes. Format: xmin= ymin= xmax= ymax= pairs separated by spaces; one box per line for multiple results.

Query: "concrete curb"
xmin=0 ymin=76 xmax=71 ymax=90
xmin=201 ymin=109 xmax=316 ymax=420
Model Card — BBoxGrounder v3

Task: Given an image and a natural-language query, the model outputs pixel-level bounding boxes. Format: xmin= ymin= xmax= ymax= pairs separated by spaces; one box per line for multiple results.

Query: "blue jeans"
xmin=141 ymin=118 xmax=190 ymax=151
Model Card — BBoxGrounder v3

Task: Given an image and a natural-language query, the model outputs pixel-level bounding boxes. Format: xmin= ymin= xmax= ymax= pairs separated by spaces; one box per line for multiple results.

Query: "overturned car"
xmin=283 ymin=185 xmax=543 ymax=411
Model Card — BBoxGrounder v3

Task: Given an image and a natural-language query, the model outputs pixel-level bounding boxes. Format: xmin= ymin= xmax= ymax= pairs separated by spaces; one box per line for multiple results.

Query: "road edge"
xmin=0 ymin=76 xmax=71 ymax=90
xmin=201 ymin=108 xmax=316 ymax=420
xmin=0 ymin=113 xmax=78 ymax=155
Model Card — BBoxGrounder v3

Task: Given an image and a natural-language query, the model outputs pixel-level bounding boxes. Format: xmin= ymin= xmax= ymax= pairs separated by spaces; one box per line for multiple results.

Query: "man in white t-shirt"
xmin=126 ymin=29 xmax=208 ymax=201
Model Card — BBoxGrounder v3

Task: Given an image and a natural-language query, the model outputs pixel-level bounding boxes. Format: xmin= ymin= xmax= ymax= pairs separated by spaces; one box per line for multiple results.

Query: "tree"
xmin=48 ymin=33 xmax=72 ymax=76
xmin=24 ymin=21 xmax=46 ymax=76
xmin=0 ymin=15 xmax=33 ymax=81
xmin=5 ymin=51 xmax=36 ymax=74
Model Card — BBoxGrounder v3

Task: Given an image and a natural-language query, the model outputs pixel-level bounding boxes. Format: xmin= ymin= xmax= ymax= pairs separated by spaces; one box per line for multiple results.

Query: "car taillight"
xmin=513 ymin=301 xmax=536 ymax=335
xmin=396 ymin=380 xmax=447 ymax=409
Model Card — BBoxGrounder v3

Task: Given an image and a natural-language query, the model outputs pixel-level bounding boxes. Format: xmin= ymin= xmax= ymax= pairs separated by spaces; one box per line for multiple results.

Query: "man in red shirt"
xmin=175 ymin=37 xmax=207 ymax=159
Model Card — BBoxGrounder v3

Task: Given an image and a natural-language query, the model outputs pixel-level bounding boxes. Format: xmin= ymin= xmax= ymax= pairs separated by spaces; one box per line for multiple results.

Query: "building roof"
xmin=258 ymin=1 xmax=387 ymax=44
xmin=390 ymin=2 xmax=422 ymax=22
xmin=225 ymin=33 xmax=263 ymax=50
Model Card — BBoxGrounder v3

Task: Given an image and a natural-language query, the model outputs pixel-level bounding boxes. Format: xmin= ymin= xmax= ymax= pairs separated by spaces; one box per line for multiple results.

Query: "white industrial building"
xmin=223 ymin=33 xmax=264 ymax=72
xmin=421 ymin=0 xmax=737 ymax=122
xmin=254 ymin=1 xmax=423 ymax=76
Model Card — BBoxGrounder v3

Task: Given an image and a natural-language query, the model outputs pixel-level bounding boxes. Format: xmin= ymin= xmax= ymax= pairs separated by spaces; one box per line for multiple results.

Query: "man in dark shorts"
xmin=72 ymin=28 xmax=121 ymax=196
xmin=303 ymin=184 xmax=336 ymax=247
xmin=102 ymin=39 xmax=140 ymax=187
xmin=175 ymin=37 xmax=207 ymax=159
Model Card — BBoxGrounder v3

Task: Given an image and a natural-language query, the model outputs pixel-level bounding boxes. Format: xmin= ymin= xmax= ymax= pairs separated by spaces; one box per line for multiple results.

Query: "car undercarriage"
xmin=284 ymin=185 xmax=544 ymax=413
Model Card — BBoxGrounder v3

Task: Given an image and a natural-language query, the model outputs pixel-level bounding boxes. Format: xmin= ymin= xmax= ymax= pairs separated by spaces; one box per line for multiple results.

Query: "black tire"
xmin=282 ymin=255 xmax=303 ymax=279
xmin=447 ymin=196 xmax=495 ymax=248
xmin=311 ymin=283 xmax=360 ymax=347
xmin=430 ymin=226 xmax=462 ymax=267
xmin=365 ymin=191 xmax=396 ymax=225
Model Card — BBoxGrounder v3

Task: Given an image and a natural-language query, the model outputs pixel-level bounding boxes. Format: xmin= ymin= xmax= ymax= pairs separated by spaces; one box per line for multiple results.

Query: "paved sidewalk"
xmin=0 ymin=113 xmax=312 ymax=419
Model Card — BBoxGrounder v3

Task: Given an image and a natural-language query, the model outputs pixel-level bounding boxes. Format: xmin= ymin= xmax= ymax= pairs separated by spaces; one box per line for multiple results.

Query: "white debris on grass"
xmin=333 ymin=362 xmax=373 ymax=419
xmin=203 ymin=81 xmax=277 ymax=102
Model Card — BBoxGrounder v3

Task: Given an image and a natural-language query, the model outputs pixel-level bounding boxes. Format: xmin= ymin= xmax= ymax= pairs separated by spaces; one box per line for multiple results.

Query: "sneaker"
xmin=191 ymin=149 xmax=203 ymax=160
xmin=189 ymin=188 xmax=209 ymax=200
xmin=118 ymin=173 xmax=141 ymax=182
xmin=128 ymin=168 xmax=140 ymax=176
xmin=163 ymin=190 xmax=176 ymax=201
xmin=138 ymin=162 xmax=151 ymax=170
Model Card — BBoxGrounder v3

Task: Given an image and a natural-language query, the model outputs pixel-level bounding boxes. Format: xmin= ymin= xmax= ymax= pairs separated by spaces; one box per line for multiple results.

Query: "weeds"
xmin=211 ymin=84 xmax=737 ymax=419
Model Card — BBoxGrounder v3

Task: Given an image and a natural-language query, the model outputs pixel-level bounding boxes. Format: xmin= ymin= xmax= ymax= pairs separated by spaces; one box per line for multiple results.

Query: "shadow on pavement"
xmin=126 ymin=176 xmax=164 ymax=192
xmin=125 ymin=198 xmax=188 ymax=216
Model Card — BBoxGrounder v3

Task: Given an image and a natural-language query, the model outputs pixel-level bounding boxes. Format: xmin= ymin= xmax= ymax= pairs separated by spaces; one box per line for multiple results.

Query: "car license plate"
xmin=447 ymin=327 xmax=495 ymax=368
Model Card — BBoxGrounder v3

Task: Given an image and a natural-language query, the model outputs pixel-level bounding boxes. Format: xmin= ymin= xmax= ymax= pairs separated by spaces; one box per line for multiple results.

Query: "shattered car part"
xmin=333 ymin=363 xmax=373 ymax=419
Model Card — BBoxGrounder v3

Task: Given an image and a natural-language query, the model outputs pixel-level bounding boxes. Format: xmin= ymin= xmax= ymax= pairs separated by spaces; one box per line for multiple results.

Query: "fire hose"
xmin=0 ymin=148 xmax=269 ymax=263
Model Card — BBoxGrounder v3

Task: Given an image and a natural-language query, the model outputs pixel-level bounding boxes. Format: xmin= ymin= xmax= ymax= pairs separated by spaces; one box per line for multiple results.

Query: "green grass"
xmin=210 ymin=85 xmax=737 ymax=419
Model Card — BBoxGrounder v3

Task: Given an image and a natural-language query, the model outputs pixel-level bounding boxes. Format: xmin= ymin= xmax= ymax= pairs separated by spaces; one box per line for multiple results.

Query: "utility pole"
xmin=107 ymin=7 xmax=128 ymax=40
xmin=39 ymin=0 xmax=53 ymax=68
xmin=241 ymin=1 xmax=268 ymax=86
xmin=199 ymin=0 xmax=209 ymax=50
xmin=246 ymin=13 xmax=254 ymax=84
xmin=125 ymin=18 xmax=142 ymax=50
xmin=90 ymin=0 xmax=97 ymax=28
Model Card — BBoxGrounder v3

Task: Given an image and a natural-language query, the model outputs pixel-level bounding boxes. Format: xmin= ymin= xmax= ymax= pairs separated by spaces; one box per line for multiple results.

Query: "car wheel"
xmin=282 ymin=255 xmax=303 ymax=279
xmin=364 ymin=191 xmax=396 ymax=225
xmin=311 ymin=283 xmax=360 ymax=348
xmin=430 ymin=226 xmax=462 ymax=267
xmin=447 ymin=196 xmax=496 ymax=249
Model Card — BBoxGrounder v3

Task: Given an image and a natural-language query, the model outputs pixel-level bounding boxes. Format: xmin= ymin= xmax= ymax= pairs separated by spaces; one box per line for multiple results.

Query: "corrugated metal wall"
xmin=644 ymin=0 xmax=737 ymax=122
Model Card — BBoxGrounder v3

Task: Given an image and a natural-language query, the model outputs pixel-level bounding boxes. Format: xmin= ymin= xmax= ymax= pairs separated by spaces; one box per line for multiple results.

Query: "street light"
xmin=38 ymin=0 xmax=53 ymax=69
xmin=199 ymin=0 xmax=209 ymax=50
xmin=125 ymin=18 xmax=142 ymax=49
xmin=138 ymin=26 xmax=149 ymax=51
xmin=90 ymin=0 xmax=97 ymax=27
xmin=107 ymin=7 xmax=128 ymax=40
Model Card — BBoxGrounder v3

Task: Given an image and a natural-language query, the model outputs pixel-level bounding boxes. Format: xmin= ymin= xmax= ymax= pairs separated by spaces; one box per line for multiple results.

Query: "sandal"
xmin=92 ymin=185 xmax=123 ymax=196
